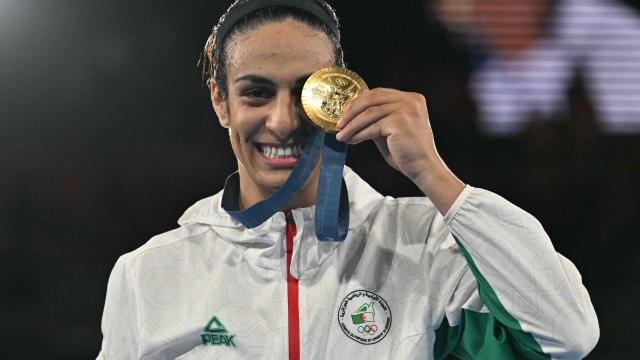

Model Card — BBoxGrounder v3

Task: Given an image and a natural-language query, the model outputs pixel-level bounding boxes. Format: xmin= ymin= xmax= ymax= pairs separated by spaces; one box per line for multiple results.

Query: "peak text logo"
xmin=200 ymin=316 xmax=237 ymax=348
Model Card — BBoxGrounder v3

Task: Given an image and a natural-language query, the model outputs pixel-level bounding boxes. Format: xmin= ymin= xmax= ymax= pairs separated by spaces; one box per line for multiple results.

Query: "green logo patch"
xmin=351 ymin=302 xmax=376 ymax=325
xmin=200 ymin=316 xmax=237 ymax=348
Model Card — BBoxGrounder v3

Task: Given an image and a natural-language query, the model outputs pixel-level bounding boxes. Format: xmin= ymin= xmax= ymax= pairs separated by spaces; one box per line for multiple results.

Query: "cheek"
xmin=228 ymin=109 xmax=263 ymax=147
xmin=228 ymin=126 xmax=252 ymax=169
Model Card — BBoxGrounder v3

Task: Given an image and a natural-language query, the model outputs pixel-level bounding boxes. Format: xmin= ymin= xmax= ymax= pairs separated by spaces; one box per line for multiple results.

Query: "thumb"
xmin=373 ymin=137 xmax=399 ymax=171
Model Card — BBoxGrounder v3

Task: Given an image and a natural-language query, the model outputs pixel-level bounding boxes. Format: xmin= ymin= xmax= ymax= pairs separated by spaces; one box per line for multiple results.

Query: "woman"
xmin=98 ymin=1 xmax=598 ymax=359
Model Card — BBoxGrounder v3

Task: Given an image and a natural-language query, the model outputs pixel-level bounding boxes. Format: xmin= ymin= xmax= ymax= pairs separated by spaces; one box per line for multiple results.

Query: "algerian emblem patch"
xmin=338 ymin=290 xmax=391 ymax=345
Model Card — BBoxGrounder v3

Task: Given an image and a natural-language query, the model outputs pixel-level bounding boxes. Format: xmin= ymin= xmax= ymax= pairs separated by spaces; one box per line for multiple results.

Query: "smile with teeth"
xmin=258 ymin=144 xmax=303 ymax=159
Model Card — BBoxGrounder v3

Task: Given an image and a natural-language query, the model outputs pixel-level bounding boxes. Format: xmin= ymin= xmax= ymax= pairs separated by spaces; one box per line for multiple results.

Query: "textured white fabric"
xmin=98 ymin=167 xmax=598 ymax=359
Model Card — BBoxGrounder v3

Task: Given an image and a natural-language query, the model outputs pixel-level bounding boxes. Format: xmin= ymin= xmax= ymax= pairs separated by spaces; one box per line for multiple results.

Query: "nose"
xmin=265 ymin=92 xmax=301 ymax=140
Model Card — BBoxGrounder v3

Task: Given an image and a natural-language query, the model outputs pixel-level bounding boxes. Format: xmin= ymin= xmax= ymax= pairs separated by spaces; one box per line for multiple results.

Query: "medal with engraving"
xmin=301 ymin=67 xmax=369 ymax=133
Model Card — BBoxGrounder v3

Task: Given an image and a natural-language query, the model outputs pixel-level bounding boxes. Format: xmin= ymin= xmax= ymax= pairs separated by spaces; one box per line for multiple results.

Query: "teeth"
xmin=259 ymin=145 xmax=303 ymax=159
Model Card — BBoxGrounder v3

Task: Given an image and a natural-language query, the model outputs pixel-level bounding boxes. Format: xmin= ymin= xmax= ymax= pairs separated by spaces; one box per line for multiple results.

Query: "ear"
xmin=210 ymin=83 xmax=229 ymax=128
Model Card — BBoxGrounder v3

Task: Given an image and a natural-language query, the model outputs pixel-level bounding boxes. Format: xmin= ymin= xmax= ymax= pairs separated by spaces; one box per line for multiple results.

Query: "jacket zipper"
xmin=285 ymin=211 xmax=300 ymax=360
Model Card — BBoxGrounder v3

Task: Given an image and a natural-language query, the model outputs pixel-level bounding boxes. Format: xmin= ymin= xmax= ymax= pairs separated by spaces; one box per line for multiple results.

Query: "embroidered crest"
xmin=338 ymin=290 xmax=391 ymax=345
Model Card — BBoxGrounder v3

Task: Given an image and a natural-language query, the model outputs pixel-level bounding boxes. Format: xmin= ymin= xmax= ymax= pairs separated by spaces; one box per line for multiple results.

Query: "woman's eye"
xmin=245 ymin=89 xmax=269 ymax=99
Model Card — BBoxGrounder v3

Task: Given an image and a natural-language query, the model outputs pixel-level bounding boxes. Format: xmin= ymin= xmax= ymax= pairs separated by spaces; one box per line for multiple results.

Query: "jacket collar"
xmin=177 ymin=166 xmax=383 ymax=238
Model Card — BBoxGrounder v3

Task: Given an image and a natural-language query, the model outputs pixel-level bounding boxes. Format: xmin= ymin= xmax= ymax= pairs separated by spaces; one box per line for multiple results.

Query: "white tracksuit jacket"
xmin=98 ymin=167 xmax=599 ymax=359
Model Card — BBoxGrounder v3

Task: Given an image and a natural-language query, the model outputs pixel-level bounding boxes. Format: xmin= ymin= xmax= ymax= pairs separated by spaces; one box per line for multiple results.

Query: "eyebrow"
xmin=233 ymin=74 xmax=275 ymax=86
xmin=233 ymin=73 xmax=313 ymax=88
xmin=294 ymin=74 xmax=312 ymax=88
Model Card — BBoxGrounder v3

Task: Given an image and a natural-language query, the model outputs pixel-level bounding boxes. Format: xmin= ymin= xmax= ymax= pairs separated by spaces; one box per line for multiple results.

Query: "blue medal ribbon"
xmin=225 ymin=127 xmax=349 ymax=242
xmin=315 ymin=132 xmax=348 ymax=241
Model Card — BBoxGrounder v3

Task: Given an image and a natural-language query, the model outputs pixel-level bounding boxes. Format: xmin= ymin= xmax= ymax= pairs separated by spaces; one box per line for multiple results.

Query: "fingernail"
xmin=337 ymin=117 xmax=344 ymax=127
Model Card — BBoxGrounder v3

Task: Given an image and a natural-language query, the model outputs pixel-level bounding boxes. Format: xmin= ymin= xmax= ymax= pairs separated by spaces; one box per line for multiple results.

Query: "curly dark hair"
xmin=201 ymin=0 xmax=345 ymax=100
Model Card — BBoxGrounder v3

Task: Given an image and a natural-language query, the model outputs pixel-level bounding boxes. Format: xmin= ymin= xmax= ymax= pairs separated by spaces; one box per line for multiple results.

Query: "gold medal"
xmin=301 ymin=67 xmax=368 ymax=133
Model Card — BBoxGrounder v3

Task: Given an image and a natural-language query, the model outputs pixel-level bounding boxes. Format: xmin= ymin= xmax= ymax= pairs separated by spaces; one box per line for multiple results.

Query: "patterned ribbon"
xmin=225 ymin=127 xmax=349 ymax=242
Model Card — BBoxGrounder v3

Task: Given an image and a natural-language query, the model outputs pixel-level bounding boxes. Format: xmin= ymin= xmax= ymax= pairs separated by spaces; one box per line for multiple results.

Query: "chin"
xmin=250 ymin=169 xmax=289 ymax=193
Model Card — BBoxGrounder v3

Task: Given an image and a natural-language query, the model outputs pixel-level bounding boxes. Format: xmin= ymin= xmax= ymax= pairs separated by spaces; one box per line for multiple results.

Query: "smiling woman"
xmin=97 ymin=1 xmax=598 ymax=359
xmin=200 ymin=1 xmax=344 ymax=211
xmin=211 ymin=19 xmax=335 ymax=209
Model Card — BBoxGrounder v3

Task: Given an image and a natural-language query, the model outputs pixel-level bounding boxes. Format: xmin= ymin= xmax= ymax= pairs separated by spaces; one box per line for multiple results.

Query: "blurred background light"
xmin=430 ymin=0 xmax=640 ymax=134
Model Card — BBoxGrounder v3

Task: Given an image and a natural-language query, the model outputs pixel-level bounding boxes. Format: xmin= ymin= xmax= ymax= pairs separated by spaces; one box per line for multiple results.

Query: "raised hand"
xmin=335 ymin=88 xmax=465 ymax=215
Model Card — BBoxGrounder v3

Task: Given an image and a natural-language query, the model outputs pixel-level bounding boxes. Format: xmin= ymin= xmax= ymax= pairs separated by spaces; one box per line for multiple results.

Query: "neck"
xmin=237 ymin=164 xmax=320 ymax=212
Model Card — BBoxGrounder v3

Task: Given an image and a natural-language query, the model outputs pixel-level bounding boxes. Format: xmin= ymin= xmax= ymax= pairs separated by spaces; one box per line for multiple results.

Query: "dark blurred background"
xmin=1 ymin=0 xmax=639 ymax=358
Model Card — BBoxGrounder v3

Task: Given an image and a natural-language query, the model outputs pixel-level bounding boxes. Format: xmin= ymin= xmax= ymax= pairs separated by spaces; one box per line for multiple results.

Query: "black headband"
xmin=214 ymin=0 xmax=340 ymax=51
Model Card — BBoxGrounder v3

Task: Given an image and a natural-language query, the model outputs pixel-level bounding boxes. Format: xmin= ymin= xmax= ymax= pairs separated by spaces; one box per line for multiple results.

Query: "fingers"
xmin=335 ymin=103 xmax=402 ymax=143
xmin=337 ymin=118 xmax=384 ymax=144
xmin=337 ymin=88 xmax=403 ymax=129
xmin=335 ymin=88 xmax=429 ymax=147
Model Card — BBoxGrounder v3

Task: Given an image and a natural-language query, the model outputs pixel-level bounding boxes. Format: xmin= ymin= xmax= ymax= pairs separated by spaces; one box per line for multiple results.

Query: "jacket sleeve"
xmin=97 ymin=256 xmax=141 ymax=360
xmin=434 ymin=186 xmax=599 ymax=360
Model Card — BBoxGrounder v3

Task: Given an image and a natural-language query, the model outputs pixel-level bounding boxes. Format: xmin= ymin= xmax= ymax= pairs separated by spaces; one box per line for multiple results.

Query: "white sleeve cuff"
xmin=443 ymin=185 xmax=473 ymax=226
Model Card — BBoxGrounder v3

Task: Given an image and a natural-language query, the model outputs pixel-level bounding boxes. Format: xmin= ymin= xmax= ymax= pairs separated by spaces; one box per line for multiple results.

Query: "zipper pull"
xmin=285 ymin=211 xmax=295 ymax=225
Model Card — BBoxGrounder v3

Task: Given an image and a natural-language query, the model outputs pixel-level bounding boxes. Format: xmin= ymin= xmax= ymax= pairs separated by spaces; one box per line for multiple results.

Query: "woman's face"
xmin=211 ymin=19 xmax=335 ymax=207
